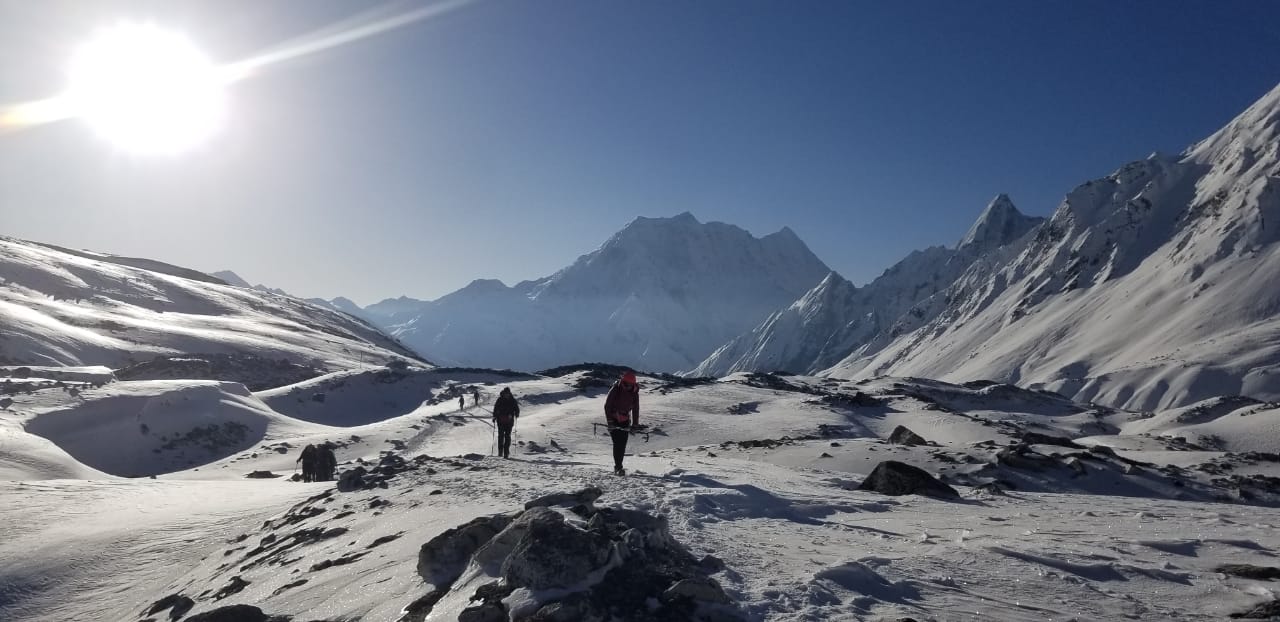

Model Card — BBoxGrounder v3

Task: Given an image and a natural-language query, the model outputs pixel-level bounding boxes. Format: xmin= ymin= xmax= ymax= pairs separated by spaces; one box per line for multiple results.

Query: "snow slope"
xmin=694 ymin=195 xmax=1042 ymax=377
xmin=373 ymin=213 xmax=831 ymax=372
xmin=824 ymin=82 xmax=1280 ymax=411
xmin=0 ymin=236 xmax=423 ymax=370
xmin=5 ymin=369 xmax=1280 ymax=621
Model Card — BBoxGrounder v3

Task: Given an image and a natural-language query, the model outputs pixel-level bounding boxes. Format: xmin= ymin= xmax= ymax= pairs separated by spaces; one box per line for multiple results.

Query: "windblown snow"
xmin=0 ymin=236 xmax=423 ymax=370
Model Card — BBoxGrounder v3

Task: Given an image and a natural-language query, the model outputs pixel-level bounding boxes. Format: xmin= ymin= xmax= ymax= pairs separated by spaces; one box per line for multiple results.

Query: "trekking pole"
xmin=491 ymin=425 xmax=497 ymax=456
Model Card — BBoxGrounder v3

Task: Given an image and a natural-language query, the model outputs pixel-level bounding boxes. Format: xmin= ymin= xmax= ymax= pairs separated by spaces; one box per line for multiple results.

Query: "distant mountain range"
xmin=17 ymin=81 xmax=1280 ymax=412
xmin=303 ymin=82 xmax=1280 ymax=411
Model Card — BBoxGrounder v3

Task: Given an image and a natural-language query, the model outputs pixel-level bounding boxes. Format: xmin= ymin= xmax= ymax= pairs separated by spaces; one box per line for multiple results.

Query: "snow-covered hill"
xmin=378 ymin=213 xmax=831 ymax=372
xmin=827 ymin=82 xmax=1280 ymax=411
xmin=693 ymin=195 xmax=1042 ymax=376
xmin=0 ymin=236 xmax=423 ymax=370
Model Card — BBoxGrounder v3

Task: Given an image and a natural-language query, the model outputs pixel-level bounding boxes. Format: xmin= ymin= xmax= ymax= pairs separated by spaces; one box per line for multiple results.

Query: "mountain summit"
xmin=693 ymin=196 xmax=1038 ymax=377
xmin=380 ymin=214 xmax=830 ymax=371
xmin=958 ymin=194 xmax=1042 ymax=251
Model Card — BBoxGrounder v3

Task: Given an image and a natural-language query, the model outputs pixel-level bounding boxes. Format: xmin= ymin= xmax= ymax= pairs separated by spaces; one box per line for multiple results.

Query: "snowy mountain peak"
xmin=957 ymin=194 xmax=1042 ymax=251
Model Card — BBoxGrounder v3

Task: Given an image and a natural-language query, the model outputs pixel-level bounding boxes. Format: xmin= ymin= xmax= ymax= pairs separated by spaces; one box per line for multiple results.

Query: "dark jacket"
xmin=493 ymin=392 xmax=520 ymax=426
xmin=603 ymin=381 xmax=639 ymax=426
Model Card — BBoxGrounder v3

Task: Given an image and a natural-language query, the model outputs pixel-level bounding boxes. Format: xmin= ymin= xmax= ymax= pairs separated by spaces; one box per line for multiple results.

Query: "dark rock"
xmin=699 ymin=554 xmax=726 ymax=573
xmin=997 ymin=445 xmax=1056 ymax=470
xmin=662 ymin=576 xmax=731 ymax=605
xmin=184 ymin=605 xmax=278 ymax=622
xmin=858 ymin=461 xmax=959 ymax=498
xmin=463 ymin=453 xmax=486 ymax=460
xmin=397 ymin=587 xmax=449 ymax=622
xmin=145 ymin=593 xmax=195 ymax=620
xmin=524 ymin=487 xmax=603 ymax=510
xmin=1219 ymin=564 xmax=1280 ymax=580
xmin=244 ymin=470 xmax=280 ymax=479
xmin=417 ymin=513 xmax=514 ymax=586
xmin=336 ymin=466 xmax=367 ymax=492
xmin=1020 ymin=431 xmax=1081 ymax=448
xmin=212 ymin=575 xmax=250 ymax=600
xmin=458 ymin=603 xmax=507 ymax=622
xmin=887 ymin=425 xmax=928 ymax=446
xmin=1231 ymin=599 xmax=1280 ymax=619
xmin=501 ymin=507 xmax=613 ymax=590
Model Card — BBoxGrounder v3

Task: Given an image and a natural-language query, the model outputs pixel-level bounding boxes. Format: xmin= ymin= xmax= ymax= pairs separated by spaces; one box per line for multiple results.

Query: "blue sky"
xmin=1 ymin=0 xmax=1278 ymax=304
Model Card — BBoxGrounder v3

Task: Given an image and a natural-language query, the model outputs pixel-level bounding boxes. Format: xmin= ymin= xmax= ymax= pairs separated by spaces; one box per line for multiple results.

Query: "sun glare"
xmin=67 ymin=23 xmax=226 ymax=154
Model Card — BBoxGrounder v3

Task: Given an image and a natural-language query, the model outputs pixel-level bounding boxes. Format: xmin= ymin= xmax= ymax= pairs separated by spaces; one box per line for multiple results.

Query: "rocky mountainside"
xmin=826 ymin=82 xmax=1280 ymax=411
xmin=379 ymin=213 xmax=831 ymax=371
xmin=692 ymin=195 xmax=1042 ymax=376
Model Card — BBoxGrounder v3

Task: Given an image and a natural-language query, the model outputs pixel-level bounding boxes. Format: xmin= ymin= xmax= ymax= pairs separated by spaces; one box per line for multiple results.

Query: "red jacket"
xmin=603 ymin=381 xmax=639 ymax=426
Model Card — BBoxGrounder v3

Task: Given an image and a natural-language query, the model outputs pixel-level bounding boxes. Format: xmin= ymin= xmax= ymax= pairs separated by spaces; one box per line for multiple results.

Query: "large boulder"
xmin=858 ymin=461 xmax=959 ymax=498
xmin=417 ymin=513 xmax=514 ymax=586
xmin=887 ymin=425 xmax=929 ymax=446
xmin=500 ymin=507 xmax=614 ymax=590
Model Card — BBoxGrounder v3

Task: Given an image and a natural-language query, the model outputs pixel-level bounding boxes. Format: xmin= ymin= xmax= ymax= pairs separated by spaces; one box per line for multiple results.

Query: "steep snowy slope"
xmin=383 ymin=213 xmax=830 ymax=371
xmin=0 ymin=236 xmax=423 ymax=370
xmin=828 ymin=82 xmax=1280 ymax=411
xmin=694 ymin=195 xmax=1042 ymax=376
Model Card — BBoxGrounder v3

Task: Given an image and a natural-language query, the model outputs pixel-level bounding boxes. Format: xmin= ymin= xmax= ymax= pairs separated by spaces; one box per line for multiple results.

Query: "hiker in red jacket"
xmin=603 ymin=371 xmax=640 ymax=475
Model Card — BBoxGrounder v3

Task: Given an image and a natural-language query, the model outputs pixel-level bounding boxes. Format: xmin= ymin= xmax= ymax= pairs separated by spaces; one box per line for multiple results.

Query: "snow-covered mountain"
xmin=381 ymin=213 xmax=831 ymax=371
xmin=826 ymin=82 xmax=1280 ymax=411
xmin=693 ymin=195 xmax=1042 ymax=376
xmin=0 ymin=236 xmax=423 ymax=370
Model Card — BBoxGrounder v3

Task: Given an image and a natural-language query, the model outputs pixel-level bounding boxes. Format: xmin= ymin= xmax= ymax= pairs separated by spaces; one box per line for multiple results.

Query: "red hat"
xmin=622 ymin=371 xmax=637 ymax=384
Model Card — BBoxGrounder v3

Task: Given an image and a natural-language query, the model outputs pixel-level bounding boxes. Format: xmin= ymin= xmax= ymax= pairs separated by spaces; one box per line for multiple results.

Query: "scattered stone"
xmin=463 ymin=453 xmax=486 ymax=461
xmin=1219 ymin=564 xmax=1280 ymax=580
xmin=858 ymin=461 xmax=959 ymax=498
xmin=1020 ymin=431 xmax=1081 ymax=448
xmin=145 ymin=593 xmax=194 ymax=620
xmin=367 ymin=533 xmax=405 ymax=549
xmin=244 ymin=470 xmax=280 ymax=479
xmin=270 ymin=579 xmax=308 ymax=597
xmin=212 ymin=575 xmax=250 ymax=600
xmin=820 ymin=452 xmax=833 ymax=458
xmin=887 ymin=425 xmax=928 ymax=446
xmin=1231 ymin=599 xmax=1280 ymax=619
xmin=524 ymin=487 xmax=603 ymax=511
xmin=699 ymin=554 xmax=726 ymax=573
xmin=662 ymin=576 xmax=731 ymax=605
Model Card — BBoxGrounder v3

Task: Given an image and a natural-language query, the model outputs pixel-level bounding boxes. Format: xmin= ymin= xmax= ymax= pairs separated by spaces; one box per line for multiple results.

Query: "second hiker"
xmin=603 ymin=371 xmax=640 ymax=475
xmin=493 ymin=387 xmax=519 ymax=458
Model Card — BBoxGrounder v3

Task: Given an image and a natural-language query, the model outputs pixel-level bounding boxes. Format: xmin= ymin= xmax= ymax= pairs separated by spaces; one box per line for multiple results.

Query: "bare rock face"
xmin=417 ymin=513 xmax=515 ymax=587
xmin=858 ymin=461 xmax=960 ymax=498
xmin=887 ymin=425 xmax=928 ymax=446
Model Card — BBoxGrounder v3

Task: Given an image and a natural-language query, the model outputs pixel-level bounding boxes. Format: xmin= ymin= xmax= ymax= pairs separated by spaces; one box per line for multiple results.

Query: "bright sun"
xmin=67 ymin=23 xmax=226 ymax=154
